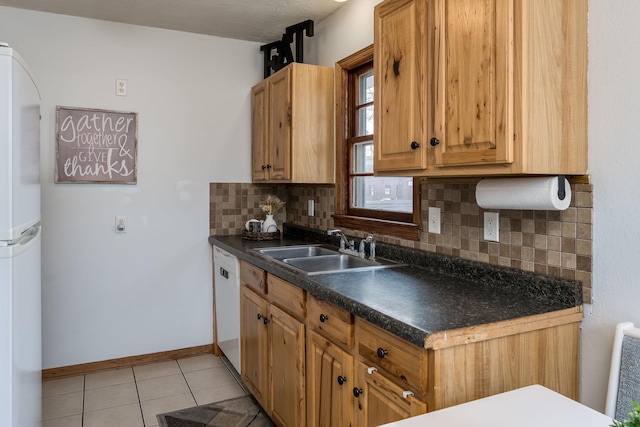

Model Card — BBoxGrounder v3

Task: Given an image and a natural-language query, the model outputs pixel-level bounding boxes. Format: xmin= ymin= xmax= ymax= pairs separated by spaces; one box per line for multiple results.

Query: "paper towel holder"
xmin=557 ymin=175 xmax=566 ymax=201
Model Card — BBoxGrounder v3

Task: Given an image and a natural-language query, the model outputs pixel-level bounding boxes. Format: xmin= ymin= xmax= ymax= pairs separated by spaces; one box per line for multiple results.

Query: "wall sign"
xmin=260 ymin=20 xmax=314 ymax=78
xmin=55 ymin=106 xmax=138 ymax=184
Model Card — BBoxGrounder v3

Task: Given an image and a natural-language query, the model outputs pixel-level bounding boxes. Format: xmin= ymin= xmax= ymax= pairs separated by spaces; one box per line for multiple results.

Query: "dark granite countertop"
xmin=209 ymin=225 xmax=582 ymax=349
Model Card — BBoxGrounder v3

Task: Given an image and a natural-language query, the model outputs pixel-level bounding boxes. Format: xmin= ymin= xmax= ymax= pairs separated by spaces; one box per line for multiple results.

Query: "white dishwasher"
xmin=213 ymin=245 xmax=241 ymax=372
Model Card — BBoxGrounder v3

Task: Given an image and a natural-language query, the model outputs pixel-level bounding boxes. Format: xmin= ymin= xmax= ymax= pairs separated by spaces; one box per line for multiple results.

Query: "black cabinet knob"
xmin=377 ymin=347 xmax=388 ymax=359
xmin=263 ymin=317 xmax=270 ymax=325
xmin=430 ymin=137 xmax=440 ymax=147
xmin=410 ymin=141 xmax=420 ymax=150
xmin=337 ymin=375 xmax=347 ymax=385
xmin=319 ymin=314 xmax=329 ymax=323
xmin=257 ymin=314 xmax=262 ymax=320
xmin=353 ymin=387 xmax=363 ymax=398
xmin=266 ymin=164 xmax=272 ymax=169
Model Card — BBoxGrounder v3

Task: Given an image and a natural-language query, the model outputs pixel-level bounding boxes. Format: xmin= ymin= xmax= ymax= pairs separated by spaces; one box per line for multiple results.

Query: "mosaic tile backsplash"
xmin=210 ymin=181 xmax=593 ymax=302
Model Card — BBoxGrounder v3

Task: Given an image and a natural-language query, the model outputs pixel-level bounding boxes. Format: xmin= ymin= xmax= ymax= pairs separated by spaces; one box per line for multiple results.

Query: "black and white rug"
xmin=156 ymin=395 xmax=275 ymax=427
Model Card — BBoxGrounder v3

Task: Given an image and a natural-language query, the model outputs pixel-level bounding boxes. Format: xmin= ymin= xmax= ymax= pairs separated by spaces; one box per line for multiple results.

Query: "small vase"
xmin=263 ymin=214 xmax=278 ymax=233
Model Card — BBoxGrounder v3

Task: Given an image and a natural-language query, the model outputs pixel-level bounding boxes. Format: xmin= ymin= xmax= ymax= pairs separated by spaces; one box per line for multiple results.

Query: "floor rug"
xmin=156 ymin=395 xmax=275 ymax=427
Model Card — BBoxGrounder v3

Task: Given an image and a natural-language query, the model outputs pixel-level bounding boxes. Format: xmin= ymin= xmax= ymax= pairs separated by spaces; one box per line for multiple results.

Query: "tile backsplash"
xmin=210 ymin=181 xmax=593 ymax=302
xmin=209 ymin=183 xmax=287 ymax=236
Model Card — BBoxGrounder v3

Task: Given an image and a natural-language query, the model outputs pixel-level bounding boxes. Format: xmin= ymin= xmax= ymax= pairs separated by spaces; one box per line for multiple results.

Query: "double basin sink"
xmin=251 ymin=244 xmax=403 ymax=275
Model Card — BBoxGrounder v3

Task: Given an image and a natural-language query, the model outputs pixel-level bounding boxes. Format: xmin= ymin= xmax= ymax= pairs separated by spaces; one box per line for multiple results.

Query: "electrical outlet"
xmin=428 ymin=207 xmax=441 ymax=234
xmin=115 ymin=216 xmax=127 ymax=233
xmin=116 ymin=79 xmax=127 ymax=96
xmin=484 ymin=212 xmax=499 ymax=242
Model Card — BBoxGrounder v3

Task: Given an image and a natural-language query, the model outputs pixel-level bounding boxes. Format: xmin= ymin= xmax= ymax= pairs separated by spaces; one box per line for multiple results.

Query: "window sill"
xmin=333 ymin=215 xmax=420 ymax=241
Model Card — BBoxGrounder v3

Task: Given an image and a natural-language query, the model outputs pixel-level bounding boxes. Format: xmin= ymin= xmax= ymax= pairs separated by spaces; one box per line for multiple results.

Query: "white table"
xmin=381 ymin=385 xmax=613 ymax=427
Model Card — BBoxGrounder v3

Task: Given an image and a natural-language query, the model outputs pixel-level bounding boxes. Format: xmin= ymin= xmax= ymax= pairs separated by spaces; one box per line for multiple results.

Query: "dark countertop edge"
xmin=209 ymin=226 xmax=583 ymax=348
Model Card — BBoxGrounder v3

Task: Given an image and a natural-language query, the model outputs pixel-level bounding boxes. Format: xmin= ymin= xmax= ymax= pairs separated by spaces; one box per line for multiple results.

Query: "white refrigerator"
xmin=0 ymin=43 xmax=42 ymax=427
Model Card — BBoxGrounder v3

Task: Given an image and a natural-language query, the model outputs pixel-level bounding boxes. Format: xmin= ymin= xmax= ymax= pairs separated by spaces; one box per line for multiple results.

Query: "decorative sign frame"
xmin=55 ymin=106 xmax=138 ymax=184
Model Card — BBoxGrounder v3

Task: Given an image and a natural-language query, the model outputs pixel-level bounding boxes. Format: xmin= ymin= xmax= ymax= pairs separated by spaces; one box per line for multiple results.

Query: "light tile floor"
xmin=42 ymin=354 xmax=248 ymax=427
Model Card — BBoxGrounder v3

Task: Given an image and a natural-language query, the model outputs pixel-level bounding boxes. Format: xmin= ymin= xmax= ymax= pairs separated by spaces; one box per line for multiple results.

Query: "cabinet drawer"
xmin=356 ymin=319 xmax=428 ymax=396
xmin=354 ymin=360 xmax=427 ymax=425
xmin=267 ymin=274 xmax=305 ymax=321
xmin=307 ymin=294 xmax=354 ymax=349
xmin=240 ymin=260 xmax=266 ymax=295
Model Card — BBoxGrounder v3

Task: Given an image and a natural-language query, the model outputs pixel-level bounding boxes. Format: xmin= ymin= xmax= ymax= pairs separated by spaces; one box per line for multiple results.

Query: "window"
xmin=334 ymin=45 xmax=419 ymax=240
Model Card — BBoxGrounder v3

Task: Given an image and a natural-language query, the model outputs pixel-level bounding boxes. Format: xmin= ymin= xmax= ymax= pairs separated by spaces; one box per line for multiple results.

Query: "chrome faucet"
xmin=359 ymin=235 xmax=376 ymax=260
xmin=327 ymin=229 xmax=354 ymax=251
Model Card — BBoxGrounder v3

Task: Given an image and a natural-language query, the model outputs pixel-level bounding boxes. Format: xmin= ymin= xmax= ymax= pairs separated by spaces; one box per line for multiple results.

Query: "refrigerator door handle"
xmin=0 ymin=225 xmax=41 ymax=258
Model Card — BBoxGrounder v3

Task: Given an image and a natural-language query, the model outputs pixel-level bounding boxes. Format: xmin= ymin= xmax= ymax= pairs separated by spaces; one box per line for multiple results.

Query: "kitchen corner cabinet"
xmin=251 ymin=62 xmax=335 ymax=183
xmin=239 ymin=262 xmax=306 ymax=427
xmin=374 ymin=0 xmax=588 ymax=177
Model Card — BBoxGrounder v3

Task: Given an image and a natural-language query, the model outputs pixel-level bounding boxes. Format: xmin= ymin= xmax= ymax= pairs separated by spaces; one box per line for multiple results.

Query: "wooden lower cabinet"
xmin=240 ymin=285 xmax=268 ymax=408
xmin=306 ymin=330 xmax=355 ymax=427
xmin=240 ymin=283 xmax=306 ymax=427
xmin=238 ymin=262 xmax=582 ymax=427
xmin=269 ymin=304 xmax=305 ymax=427
xmin=354 ymin=361 xmax=427 ymax=427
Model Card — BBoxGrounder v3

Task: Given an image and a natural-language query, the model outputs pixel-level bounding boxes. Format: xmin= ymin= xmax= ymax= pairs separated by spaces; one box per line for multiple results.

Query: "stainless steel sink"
xmin=283 ymin=254 xmax=390 ymax=273
xmin=251 ymin=244 xmax=403 ymax=275
xmin=255 ymin=245 xmax=338 ymax=259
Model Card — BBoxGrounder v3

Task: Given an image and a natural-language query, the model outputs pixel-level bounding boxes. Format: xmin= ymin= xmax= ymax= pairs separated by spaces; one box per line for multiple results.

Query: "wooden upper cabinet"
xmin=268 ymin=68 xmax=292 ymax=181
xmin=251 ymin=80 xmax=269 ymax=181
xmin=251 ymin=62 xmax=335 ymax=183
xmin=374 ymin=0 xmax=428 ymax=171
xmin=432 ymin=0 xmax=513 ymax=167
xmin=374 ymin=0 xmax=588 ymax=177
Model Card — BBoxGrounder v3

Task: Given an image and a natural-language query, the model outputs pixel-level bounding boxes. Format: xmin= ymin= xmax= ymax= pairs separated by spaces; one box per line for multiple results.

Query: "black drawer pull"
xmin=319 ymin=314 xmax=329 ymax=323
xmin=337 ymin=375 xmax=347 ymax=385
xmin=410 ymin=141 xmax=420 ymax=150
xmin=430 ymin=137 xmax=440 ymax=147
xmin=377 ymin=347 xmax=388 ymax=359
xmin=353 ymin=387 xmax=363 ymax=398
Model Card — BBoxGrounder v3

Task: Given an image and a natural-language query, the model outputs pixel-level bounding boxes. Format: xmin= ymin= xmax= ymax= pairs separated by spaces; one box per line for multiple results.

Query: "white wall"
xmin=581 ymin=0 xmax=640 ymax=411
xmin=314 ymin=0 xmax=640 ymax=412
xmin=0 ymin=6 xmax=262 ymax=369
xmin=307 ymin=0 xmax=383 ymax=67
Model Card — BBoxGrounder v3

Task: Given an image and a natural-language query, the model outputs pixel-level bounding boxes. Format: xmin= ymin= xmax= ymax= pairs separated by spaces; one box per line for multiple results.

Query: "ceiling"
xmin=0 ymin=0 xmax=347 ymax=43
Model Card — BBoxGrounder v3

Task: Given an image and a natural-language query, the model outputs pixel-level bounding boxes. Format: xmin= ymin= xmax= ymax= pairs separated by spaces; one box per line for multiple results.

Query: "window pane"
xmin=352 ymin=141 xmax=373 ymax=174
xmin=359 ymin=71 xmax=374 ymax=103
xmin=352 ymin=176 xmax=413 ymax=213
xmin=357 ymin=105 xmax=374 ymax=136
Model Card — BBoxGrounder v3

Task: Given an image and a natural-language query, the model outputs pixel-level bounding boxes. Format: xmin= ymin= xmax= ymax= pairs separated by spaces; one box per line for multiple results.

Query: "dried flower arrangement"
xmin=260 ymin=195 xmax=285 ymax=216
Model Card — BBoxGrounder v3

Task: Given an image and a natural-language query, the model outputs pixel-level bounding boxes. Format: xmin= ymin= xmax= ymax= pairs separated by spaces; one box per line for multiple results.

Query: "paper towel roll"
xmin=475 ymin=176 xmax=571 ymax=210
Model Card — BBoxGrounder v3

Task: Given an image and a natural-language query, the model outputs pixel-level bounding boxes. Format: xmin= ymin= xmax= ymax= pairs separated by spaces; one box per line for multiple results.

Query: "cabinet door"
xmin=240 ymin=286 xmax=269 ymax=409
xmin=374 ymin=0 xmax=428 ymax=172
xmin=432 ymin=0 xmax=514 ymax=167
xmin=269 ymin=304 xmax=306 ymax=427
xmin=306 ymin=330 xmax=354 ymax=427
xmin=354 ymin=361 xmax=427 ymax=427
xmin=268 ymin=68 xmax=292 ymax=180
xmin=251 ymin=81 xmax=269 ymax=181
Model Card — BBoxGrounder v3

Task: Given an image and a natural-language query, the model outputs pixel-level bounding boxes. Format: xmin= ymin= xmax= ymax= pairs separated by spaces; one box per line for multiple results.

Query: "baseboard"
xmin=42 ymin=344 xmax=214 ymax=381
